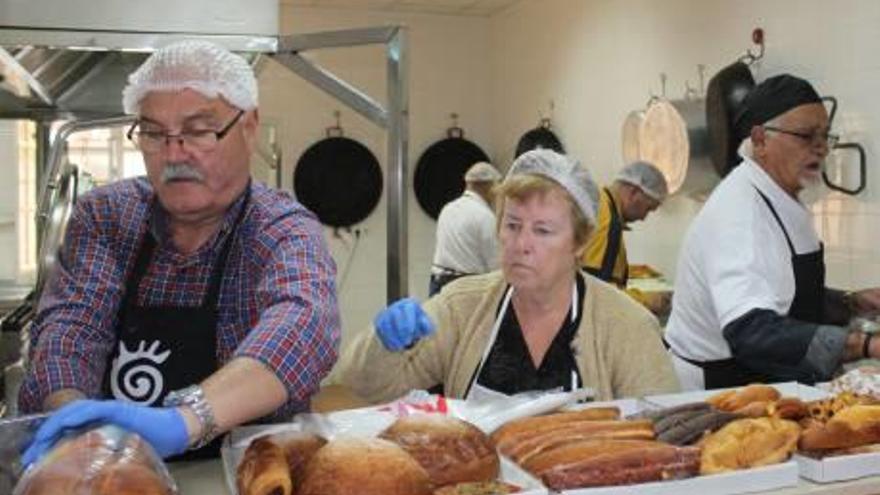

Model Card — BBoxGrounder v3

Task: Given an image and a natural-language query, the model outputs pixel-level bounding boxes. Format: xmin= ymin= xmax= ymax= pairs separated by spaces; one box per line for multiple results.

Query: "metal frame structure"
xmin=0 ymin=25 xmax=411 ymax=303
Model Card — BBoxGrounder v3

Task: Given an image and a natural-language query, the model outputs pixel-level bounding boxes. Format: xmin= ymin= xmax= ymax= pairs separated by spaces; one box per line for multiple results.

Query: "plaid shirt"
xmin=20 ymin=178 xmax=340 ymax=418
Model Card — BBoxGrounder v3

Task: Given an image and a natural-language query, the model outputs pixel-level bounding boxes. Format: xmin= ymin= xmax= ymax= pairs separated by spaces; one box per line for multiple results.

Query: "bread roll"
xmin=237 ymin=436 xmax=293 ymax=495
xmin=799 ymin=404 xmax=880 ymax=451
xmin=707 ymin=384 xmax=780 ymax=412
xmin=299 ymin=438 xmax=433 ymax=495
xmin=700 ymin=417 xmax=800 ymax=474
xmin=380 ymin=415 xmax=499 ymax=487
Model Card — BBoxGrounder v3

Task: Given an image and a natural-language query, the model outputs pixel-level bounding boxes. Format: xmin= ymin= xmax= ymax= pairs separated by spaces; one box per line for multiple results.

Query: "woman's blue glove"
xmin=21 ymin=400 xmax=188 ymax=467
xmin=374 ymin=297 xmax=435 ymax=351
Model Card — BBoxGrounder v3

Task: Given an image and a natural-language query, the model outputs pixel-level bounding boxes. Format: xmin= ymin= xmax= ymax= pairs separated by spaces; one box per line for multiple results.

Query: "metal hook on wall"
xmin=740 ymin=28 xmax=765 ymax=65
xmin=540 ymin=100 xmax=556 ymax=128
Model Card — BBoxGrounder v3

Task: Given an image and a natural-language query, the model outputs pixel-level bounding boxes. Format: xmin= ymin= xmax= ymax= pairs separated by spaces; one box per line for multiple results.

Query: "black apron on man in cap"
xmin=678 ymin=188 xmax=825 ymax=389
xmin=103 ymin=189 xmax=249 ymax=459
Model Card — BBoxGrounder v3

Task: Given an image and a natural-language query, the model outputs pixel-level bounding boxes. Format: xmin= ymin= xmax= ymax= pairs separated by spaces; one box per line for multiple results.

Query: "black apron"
xmin=584 ymin=188 xmax=628 ymax=287
xmin=103 ymin=189 xmax=249 ymax=459
xmin=679 ymin=188 xmax=825 ymax=389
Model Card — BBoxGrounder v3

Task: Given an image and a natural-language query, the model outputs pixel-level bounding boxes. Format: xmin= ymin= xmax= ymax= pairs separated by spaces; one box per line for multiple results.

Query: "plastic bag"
xmin=13 ymin=424 xmax=178 ymax=495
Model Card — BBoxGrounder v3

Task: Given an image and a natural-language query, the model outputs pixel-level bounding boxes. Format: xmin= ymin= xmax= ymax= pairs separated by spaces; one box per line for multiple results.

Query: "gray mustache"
xmin=161 ymin=163 xmax=204 ymax=183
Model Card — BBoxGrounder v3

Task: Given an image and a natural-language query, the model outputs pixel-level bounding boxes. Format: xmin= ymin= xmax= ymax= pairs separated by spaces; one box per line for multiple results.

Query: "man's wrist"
xmin=164 ymin=385 xmax=218 ymax=450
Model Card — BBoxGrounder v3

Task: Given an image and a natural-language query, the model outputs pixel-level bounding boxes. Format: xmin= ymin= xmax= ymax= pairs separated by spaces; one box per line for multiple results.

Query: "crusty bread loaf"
xmin=237 ymin=436 xmax=293 ymax=495
xmin=521 ymin=439 xmax=699 ymax=490
xmin=299 ymin=438 xmax=433 ymax=495
xmin=17 ymin=428 xmax=173 ymax=495
xmin=271 ymin=431 xmax=327 ymax=485
xmin=700 ymin=417 xmax=800 ymax=474
xmin=379 ymin=415 xmax=499 ymax=487
xmin=799 ymin=405 xmax=880 ymax=451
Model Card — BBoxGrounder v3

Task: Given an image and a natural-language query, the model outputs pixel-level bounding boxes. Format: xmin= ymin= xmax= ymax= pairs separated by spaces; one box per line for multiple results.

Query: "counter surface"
xmin=170 ymin=458 xmax=880 ymax=495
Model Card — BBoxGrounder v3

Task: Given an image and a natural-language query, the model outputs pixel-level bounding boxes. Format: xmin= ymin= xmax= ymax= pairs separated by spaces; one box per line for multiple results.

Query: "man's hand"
xmin=851 ymin=288 xmax=880 ymax=315
xmin=644 ymin=291 xmax=673 ymax=317
xmin=21 ymin=400 xmax=188 ymax=467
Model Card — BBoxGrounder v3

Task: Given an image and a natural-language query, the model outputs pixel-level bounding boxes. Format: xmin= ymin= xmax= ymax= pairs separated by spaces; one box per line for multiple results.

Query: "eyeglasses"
xmin=127 ymin=110 xmax=245 ymax=153
xmin=762 ymin=125 xmax=839 ymax=149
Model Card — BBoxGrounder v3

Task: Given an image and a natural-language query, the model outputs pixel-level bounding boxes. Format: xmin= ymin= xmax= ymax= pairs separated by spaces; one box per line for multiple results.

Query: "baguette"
xmin=522 ymin=439 xmax=699 ymax=490
xmin=490 ymin=407 xmax=619 ymax=445
xmin=504 ymin=420 xmax=654 ymax=464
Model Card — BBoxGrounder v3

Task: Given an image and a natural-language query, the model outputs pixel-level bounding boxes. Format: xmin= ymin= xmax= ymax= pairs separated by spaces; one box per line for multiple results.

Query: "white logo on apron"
xmin=110 ymin=340 xmax=171 ymax=405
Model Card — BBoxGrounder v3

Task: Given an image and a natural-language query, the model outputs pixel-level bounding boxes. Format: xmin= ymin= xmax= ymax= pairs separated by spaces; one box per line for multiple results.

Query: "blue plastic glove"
xmin=374 ymin=297 xmax=435 ymax=351
xmin=21 ymin=400 xmax=188 ymax=467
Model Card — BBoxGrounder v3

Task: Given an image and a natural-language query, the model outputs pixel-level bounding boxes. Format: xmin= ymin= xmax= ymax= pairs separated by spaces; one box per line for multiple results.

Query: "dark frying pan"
xmin=414 ymin=126 xmax=490 ymax=219
xmin=706 ymin=60 xmax=756 ymax=177
xmin=515 ymin=118 xmax=565 ymax=158
xmin=294 ymin=127 xmax=382 ymax=228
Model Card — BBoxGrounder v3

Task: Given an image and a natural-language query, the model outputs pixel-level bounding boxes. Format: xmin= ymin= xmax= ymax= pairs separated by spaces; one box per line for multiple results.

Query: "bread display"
xmin=700 ymin=417 xmax=801 ymax=474
xmin=522 ymin=438 xmax=700 ymax=490
xmin=298 ymin=438 xmax=433 ymax=495
xmin=379 ymin=415 xmax=499 ymax=487
xmin=15 ymin=426 xmax=175 ymax=495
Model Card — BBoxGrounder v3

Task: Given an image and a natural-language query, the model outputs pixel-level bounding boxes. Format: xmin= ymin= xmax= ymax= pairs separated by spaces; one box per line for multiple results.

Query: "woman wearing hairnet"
xmin=339 ymin=149 xmax=679 ymax=402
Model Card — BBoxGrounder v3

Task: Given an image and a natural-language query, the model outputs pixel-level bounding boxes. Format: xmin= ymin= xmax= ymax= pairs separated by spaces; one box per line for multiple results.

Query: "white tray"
xmin=644 ymin=381 xmax=830 ymax=408
xmin=795 ymin=450 xmax=880 ymax=483
xmin=557 ymin=461 xmax=799 ymax=495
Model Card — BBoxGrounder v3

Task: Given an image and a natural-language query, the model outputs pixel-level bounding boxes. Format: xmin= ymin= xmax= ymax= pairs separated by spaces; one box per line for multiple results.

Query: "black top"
xmin=473 ymin=273 xmax=585 ymax=395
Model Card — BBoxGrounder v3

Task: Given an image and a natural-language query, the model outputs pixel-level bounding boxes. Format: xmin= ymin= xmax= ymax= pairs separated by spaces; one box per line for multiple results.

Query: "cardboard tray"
xmin=220 ymin=408 xmax=548 ymax=495
xmin=556 ymin=461 xmax=799 ymax=495
xmin=795 ymin=450 xmax=880 ymax=483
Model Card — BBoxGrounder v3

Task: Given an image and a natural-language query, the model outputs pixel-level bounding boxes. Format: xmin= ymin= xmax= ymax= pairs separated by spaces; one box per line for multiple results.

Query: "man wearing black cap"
xmin=664 ymin=74 xmax=880 ymax=390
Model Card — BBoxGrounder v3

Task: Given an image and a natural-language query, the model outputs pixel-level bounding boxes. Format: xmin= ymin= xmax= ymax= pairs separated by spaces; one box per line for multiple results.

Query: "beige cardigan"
xmin=338 ymin=271 xmax=679 ymax=403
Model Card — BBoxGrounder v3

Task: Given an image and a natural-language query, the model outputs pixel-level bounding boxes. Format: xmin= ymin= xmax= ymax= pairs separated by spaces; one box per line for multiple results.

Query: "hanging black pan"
xmin=515 ymin=118 xmax=565 ymax=158
xmin=705 ymin=60 xmax=756 ymax=177
xmin=414 ymin=123 xmax=490 ymax=219
xmin=294 ymin=124 xmax=382 ymax=228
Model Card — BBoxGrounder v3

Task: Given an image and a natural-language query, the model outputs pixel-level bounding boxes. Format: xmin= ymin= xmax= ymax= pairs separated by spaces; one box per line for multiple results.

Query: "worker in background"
xmin=580 ymin=160 xmax=670 ymax=316
xmin=665 ymin=74 xmax=880 ymax=390
xmin=20 ymin=40 xmax=340 ymax=465
xmin=429 ymin=161 xmax=503 ymax=295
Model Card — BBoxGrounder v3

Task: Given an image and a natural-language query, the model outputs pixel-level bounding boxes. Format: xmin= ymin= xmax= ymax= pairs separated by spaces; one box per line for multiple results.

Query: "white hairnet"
xmin=505 ymin=149 xmax=599 ymax=227
xmin=122 ymin=40 xmax=258 ymax=115
xmin=464 ymin=161 xmax=502 ymax=183
xmin=615 ymin=160 xmax=669 ymax=202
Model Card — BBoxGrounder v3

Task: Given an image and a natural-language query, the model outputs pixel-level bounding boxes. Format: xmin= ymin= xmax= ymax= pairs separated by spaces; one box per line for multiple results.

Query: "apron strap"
xmin=588 ymin=188 xmax=626 ymax=285
xmin=754 ymin=187 xmax=796 ymax=256
xmin=202 ymin=185 xmax=251 ymax=309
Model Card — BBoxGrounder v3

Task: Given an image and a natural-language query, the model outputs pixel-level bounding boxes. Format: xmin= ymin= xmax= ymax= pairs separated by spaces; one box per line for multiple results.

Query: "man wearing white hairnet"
xmin=580 ymin=160 xmax=670 ymax=315
xmin=429 ymin=161 xmax=502 ymax=295
xmin=21 ymin=40 xmax=340 ymax=464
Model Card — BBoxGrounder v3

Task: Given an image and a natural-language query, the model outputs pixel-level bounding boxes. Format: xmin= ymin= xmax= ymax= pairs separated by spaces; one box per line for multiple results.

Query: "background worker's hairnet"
xmin=464 ymin=161 xmax=502 ymax=183
xmin=505 ymin=149 xmax=600 ymax=227
xmin=122 ymin=40 xmax=258 ymax=115
xmin=615 ymin=160 xmax=669 ymax=202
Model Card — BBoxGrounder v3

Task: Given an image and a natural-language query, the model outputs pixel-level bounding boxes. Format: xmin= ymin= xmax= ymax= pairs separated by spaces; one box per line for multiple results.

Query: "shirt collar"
xmin=149 ymin=183 xmax=251 ymax=256
xmin=741 ymin=156 xmax=808 ymax=213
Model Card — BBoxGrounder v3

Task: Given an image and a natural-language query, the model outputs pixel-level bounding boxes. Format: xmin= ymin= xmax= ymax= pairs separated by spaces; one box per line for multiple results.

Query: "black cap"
xmin=733 ymin=74 xmax=822 ymax=141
